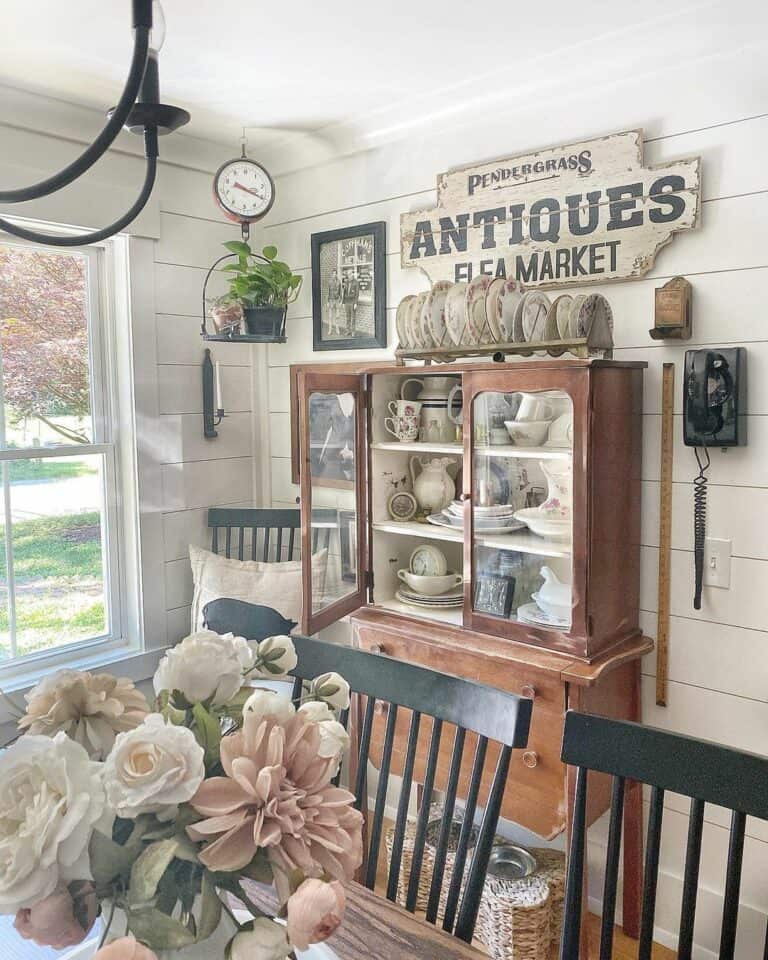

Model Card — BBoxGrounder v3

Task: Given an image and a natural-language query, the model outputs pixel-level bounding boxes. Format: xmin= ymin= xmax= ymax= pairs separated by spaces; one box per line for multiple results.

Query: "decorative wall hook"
xmin=202 ymin=349 xmax=224 ymax=438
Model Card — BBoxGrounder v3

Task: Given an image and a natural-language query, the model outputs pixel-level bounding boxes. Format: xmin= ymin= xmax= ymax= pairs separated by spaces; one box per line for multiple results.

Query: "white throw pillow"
xmin=189 ymin=544 xmax=328 ymax=632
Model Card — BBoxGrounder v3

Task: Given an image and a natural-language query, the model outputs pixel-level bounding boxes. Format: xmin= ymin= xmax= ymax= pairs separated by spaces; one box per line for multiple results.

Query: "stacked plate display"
xmin=427 ymin=501 xmax=526 ymax=535
xmin=396 ymin=585 xmax=463 ymax=609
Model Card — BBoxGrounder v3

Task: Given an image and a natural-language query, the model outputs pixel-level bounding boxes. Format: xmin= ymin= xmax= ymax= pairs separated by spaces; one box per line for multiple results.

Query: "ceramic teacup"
xmin=388 ymin=399 xmax=422 ymax=418
xmin=384 ymin=414 xmax=419 ymax=442
xmin=516 ymin=394 xmax=554 ymax=422
xmin=398 ymin=569 xmax=463 ymax=596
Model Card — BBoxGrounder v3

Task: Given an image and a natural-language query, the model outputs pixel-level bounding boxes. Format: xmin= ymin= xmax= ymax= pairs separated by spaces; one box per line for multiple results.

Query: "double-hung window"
xmin=0 ymin=239 xmax=125 ymax=670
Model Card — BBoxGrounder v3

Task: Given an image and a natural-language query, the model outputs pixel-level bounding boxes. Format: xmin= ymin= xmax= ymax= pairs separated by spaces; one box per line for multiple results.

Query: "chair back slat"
xmin=287 ymin=527 xmax=296 ymax=560
xmin=386 ymin=710 xmax=422 ymax=903
xmin=454 ymin=742 xmax=514 ymax=942
xmin=559 ymin=765 xmax=588 ymax=960
xmin=406 ymin=717 xmax=443 ymax=913
xmin=365 ymin=703 xmax=399 ymax=890
xmin=678 ymin=796 xmax=705 ymax=960
xmin=639 ymin=786 xmax=664 ymax=960
xmin=426 ymin=726 xmax=467 ymax=923
xmin=275 ymin=527 xmax=283 ymax=562
xmin=353 ymin=695 xmax=376 ymax=812
xmin=212 ymin=526 xmax=219 ymax=554
xmin=719 ymin=810 xmax=746 ymax=960
xmin=442 ymin=735 xmax=488 ymax=934
xmin=237 ymin=526 xmax=244 ymax=560
xmin=598 ymin=775 xmax=625 ymax=960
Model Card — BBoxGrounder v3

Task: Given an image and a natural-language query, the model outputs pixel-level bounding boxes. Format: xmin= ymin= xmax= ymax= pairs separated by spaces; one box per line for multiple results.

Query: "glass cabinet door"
xmin=464 ymin=376 xmax=579 ymax=641
xmin=298 ymin=372 xmax=366 ymax=634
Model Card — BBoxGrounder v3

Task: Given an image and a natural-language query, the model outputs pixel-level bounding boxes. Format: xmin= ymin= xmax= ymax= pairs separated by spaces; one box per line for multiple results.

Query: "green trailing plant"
xmin=220 ymin=241 xmax=302 ymax=309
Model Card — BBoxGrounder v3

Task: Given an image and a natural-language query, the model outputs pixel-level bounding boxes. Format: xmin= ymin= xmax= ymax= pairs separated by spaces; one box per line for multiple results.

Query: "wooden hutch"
xmin=291 ymin=358 xmax=651 ymax=936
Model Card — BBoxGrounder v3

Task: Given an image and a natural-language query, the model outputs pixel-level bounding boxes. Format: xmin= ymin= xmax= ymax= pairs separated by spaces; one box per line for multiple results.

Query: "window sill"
xmin=0 ymin=642 xmax=169 ymax=727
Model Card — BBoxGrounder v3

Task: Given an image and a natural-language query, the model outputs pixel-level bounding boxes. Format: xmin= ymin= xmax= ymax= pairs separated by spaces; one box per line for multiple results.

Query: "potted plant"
xmin=219 ymin=241 xmax=302 ymax=341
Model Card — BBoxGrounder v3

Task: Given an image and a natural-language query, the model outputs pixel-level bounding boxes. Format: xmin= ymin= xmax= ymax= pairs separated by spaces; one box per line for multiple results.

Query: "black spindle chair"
xmin=287 ymin=634 xmax=533 ymax=945
xmin=559 ymin=711 xmax=768 ymax=960
xmin=207 ymin=506 xmax=334 ymax=562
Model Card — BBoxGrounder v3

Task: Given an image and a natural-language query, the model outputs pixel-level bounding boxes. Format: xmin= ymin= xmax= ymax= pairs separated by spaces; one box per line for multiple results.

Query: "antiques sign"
xmin=400 ymin=130 xmax=701 ymax=288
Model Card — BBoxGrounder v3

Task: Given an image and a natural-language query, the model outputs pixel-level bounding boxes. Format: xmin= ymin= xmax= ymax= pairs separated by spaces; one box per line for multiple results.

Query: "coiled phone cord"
xmin=693 ymin=445 xmax=711 ymax=610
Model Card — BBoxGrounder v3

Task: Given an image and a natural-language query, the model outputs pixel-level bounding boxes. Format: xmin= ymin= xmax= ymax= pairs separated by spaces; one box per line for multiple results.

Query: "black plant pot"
xmin=243 ymin=305 xmax=287 ymax=342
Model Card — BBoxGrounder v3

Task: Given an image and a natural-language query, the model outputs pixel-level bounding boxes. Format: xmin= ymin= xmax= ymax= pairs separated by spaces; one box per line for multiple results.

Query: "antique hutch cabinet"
xmin=292 ymin=358 xmax=651 ymax=935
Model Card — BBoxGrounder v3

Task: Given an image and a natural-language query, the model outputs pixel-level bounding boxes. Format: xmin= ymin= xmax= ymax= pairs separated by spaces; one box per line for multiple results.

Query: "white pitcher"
xmin=410 ymin=456 xmax=456 ymax=513
xmin=400 ymin=377 xmax=460 ymax=443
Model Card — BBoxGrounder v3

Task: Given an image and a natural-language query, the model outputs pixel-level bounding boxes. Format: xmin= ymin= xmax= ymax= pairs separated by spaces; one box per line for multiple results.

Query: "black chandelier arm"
xmin=0 ymin=25 xmax=150 ymax=205
xmin=0 ymin=128 xmax=159 ymax=247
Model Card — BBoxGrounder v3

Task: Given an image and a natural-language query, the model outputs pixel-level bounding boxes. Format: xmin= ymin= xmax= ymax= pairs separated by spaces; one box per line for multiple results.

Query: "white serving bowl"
xmin=398 ymin=569 xmax=463 ymax=596
xmin=504 ymin=419 xmax=550 ymax=446
xmin=513 ymin=507 xmax=571 ymax=541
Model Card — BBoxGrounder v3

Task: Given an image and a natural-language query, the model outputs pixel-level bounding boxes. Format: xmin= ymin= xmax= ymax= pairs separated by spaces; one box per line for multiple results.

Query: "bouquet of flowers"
xmin=0 ymin=631 xmax=363 ymax=960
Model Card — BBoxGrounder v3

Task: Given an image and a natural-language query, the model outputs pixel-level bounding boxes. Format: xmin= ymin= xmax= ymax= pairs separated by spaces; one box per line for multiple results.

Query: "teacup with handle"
xmin=384 ymin=415 xmax=419 ymax=442
xmin=388 ymin=398 xmax=422 ymax=418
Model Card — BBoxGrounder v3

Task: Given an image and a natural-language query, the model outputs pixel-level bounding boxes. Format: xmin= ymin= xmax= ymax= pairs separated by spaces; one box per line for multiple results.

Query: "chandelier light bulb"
xmin=150 ymin=0 xmax=166 ymax=53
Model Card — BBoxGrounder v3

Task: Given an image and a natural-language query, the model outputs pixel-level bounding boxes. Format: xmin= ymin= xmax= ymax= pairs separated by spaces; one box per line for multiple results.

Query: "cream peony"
xmin=229 ymin=918 xmax=290 ymax=960
xmin=298 ymin=701 xmax=350 ymax=763
xmin=311 ymin=672 xmax=351 ymax=711
xmin=243 ymin=688 xmax=295 ymax=725
xmin=0 ymin=733 xmax=105 ymax=914
xmin=250 ymin=635 xmax=298 ymax=678
xmin=94 ymin=935 xmax=159 ymax=960
xmin=103 ymin=714 xmax=205 ymax=820
xmin=153 ymin=631 xmax=253 ymax=706
xmin=18 ymin=670 xmax=149 ymax=760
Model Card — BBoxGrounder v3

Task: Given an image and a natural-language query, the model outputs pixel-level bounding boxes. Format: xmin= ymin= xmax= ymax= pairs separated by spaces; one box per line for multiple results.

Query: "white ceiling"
xmin=0 ymin=0 xmax=764 ymax=160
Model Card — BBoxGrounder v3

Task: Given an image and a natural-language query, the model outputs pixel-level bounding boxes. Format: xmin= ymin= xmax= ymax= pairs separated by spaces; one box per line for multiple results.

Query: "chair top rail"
xmin=208 ymin=507 xmax=301 ymax=529
xmin=562 ymin=712 xmax=768 ymax=820
xmin=290 ymin=635 xmax=531 ymax=748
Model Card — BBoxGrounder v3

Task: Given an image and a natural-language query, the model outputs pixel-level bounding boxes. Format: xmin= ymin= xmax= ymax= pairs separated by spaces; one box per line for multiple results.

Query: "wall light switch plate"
xmin=704 ymin=538 xmax=732 ymax=589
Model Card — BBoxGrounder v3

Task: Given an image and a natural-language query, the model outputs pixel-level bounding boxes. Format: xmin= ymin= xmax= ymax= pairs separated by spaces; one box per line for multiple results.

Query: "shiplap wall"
xmin=0 ymin=104 xmax=258 ymax=647
xmin=258 ymin=47 xmax=768 ymax=955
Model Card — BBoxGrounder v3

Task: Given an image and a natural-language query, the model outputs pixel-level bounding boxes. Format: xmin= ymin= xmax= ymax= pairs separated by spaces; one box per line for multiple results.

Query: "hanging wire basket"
xmin=201 ymin=251 xmax=287 ymax=343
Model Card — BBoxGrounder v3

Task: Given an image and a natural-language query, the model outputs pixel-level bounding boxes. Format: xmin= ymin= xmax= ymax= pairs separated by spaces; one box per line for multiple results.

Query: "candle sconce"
xmin=202 ymin=349 xmax=224 ymax=438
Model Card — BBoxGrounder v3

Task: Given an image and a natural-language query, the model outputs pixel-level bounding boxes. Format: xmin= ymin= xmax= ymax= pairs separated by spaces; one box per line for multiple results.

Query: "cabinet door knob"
xmin=458 ymin=492 xmax=471 ymax=502
xmin=521 ymin=684 xmax=537 ymax=700
xmin=374 ymin=700 xmax=389 ymax=717
xmin=523 ymin=751 xmax=539 ymax=769
xmin=371 ymin=643 xmax=383 ymax=654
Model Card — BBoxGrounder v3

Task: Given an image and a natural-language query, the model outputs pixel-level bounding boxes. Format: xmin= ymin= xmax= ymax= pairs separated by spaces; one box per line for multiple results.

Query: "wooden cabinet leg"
xmin=622 ymin=778 xmax=643 ymax=939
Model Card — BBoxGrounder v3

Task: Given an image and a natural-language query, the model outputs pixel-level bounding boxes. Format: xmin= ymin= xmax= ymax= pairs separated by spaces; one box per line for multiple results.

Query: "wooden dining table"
xmin=244 ymin=879 xmax=486 ymax=959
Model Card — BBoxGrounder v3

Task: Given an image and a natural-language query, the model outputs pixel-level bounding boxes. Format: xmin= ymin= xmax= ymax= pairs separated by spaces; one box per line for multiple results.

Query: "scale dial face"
xmin=213 ymin=158 xmax=275 ymax=223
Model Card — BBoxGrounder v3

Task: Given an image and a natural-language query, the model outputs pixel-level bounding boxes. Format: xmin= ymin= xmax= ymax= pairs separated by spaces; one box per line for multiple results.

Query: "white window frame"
xmin=0 ymin=235 xmax=137 ymax=687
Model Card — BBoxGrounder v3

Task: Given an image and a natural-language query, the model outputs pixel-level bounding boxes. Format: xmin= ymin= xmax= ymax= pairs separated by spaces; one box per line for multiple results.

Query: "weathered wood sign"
xmin=401 ymin=130 xmax=700 ymax=289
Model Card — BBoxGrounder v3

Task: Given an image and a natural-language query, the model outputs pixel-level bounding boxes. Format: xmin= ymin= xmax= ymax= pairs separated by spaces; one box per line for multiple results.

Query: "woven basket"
xmin=384 ymin=821 xmax=565 ymax=960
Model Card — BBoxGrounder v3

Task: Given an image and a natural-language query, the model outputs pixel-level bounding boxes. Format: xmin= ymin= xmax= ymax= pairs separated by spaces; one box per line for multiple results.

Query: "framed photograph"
xmin=307 ymin=391 xmax=356 ymax=489
xmin=338 ymin=509 xmax=358 ymax=582
xmin=311 ymin=222 xmax=386 ymax=350
xmin=473 ymin=574 xmax=516 ymax=619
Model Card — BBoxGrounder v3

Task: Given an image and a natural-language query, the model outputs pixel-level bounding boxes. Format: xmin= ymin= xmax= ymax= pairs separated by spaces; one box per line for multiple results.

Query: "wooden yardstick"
xmin=656 ymin=363 xmax=675 ymax=706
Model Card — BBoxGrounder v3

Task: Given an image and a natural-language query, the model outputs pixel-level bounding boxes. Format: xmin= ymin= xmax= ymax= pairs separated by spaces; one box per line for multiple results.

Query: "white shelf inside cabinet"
xmin=374 ymin=597 xmax=463 ymax=626
xmin=475 ymin=445 xmax=572 ymax=461
xmin=372 ymin=441 xmax=462 ymax=454
xmin=371 ymin=520 xmax=571 ymax=558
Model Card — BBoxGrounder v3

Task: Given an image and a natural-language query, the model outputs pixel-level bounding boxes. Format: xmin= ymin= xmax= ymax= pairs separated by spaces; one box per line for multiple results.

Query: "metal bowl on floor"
xmin=487 ymin=843 xmax=538 ymax=880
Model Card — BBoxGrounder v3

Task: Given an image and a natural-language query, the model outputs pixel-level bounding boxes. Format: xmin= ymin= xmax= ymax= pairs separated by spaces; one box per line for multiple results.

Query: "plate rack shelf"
xmin=394 ymin=331 xmax=613 ymax=365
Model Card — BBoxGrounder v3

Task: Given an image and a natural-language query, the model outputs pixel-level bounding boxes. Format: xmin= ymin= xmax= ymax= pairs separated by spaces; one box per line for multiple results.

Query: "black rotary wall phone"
xmin=683 ymin=348 xmax=747 ymax=609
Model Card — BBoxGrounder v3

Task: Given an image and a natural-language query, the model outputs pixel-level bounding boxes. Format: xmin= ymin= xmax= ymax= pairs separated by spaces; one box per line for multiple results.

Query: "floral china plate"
xmin=395 ymin=295 xmax=415 ymax=348
xmin=465 ymin=274 xmax=494 ymax=344
xmin=444 ymin=282 xmax=470 ymax=346
xmin=424 ymin=280 xmax=453 ymax=348
xmin=497 ymin=279 xmax=524 ymax=342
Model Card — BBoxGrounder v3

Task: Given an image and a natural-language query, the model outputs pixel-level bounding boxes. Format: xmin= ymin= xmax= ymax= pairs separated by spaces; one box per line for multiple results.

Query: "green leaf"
xmin=129 ymin=839 xmax=180 ymax=905
xmin=221 ymin=263 xmax=247 ymax=273
xmin=224 ymin=240 xmax=251 ymax=257
xmin=89 ymin=831 xmax=136 ymax=887
xmin=197 ymin=872 xmax=223 ymax=942
xmin=127 ymin=908 xmax=196 ymax=950
xmin=192 ymin=702 xmax=222 ymax=768
xmin=262 ymin=245 xmax=278 ymax=260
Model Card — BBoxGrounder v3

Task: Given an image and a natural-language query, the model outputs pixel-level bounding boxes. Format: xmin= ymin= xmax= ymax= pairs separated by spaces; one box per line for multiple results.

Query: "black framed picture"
xmin=311 ymin=222 xmax=387 ymax=350
xmin=473 ymin=574 xmax=516 ymax=619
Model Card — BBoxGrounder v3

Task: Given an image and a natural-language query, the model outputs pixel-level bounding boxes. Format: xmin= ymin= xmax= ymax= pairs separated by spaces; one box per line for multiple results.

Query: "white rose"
xmin=298 ymin=702 xmax=350 ymax=767
xmin=230 ymin=918 xmax=290 ymax=960
xmin=251 ymin=635 xmax=298 ymax=678
xmin=243 ymin=689 xmax=295 ymax=726
xmin=311 ymin=672 xmax=351 ymax=711
xmin=153 ymin=631 xmax=253 ymax=706
xmin=0 ymin=733 xmax=105 ymax=914
xmin=103 ymin=714 xmax=205 ymax=821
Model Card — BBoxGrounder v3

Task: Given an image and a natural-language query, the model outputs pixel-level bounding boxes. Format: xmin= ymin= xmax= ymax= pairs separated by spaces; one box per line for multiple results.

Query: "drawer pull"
xmin=521 ymin=684 xmax=537 ymax=700
xmin=522 ymin=751 xmax=539 ymax=769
